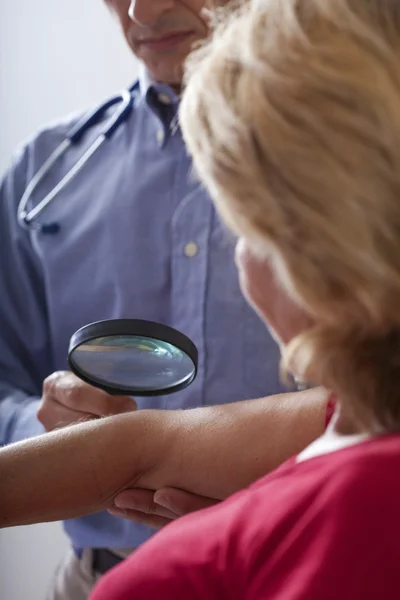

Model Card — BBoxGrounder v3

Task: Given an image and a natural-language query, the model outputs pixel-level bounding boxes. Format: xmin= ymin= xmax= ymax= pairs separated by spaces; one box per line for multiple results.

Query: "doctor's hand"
xmin=37 ymin=371 xmax=136 ymax=432
xmin=108 ymin=488 xmax=219 ymax=529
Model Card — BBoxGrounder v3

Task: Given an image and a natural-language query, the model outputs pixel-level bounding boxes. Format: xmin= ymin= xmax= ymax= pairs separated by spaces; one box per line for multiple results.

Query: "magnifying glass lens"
xmin=68 ymin=320 xmax=198 ymax=396
xmin=71 ymin=335 xmax=195 ymax=392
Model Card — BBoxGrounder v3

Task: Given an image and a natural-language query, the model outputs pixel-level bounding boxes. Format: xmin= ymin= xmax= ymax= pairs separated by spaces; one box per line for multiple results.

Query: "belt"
xmin=92 ymin=549 xmax=125 ymax=575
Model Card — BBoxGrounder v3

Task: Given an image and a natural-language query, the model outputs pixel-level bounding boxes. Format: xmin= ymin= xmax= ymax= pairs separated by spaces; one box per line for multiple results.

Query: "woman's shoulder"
xmin=304 ymin=432 xmax=400 ymax=498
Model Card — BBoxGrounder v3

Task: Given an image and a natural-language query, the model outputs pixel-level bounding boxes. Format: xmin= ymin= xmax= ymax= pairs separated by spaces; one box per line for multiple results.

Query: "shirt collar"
xmin=138 ymin=64 xmax=180 ymax=108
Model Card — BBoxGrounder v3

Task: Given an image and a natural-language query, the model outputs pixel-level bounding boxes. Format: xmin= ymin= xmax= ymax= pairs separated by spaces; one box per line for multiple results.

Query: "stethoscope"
xmin=17 ymin=81 xmax=139 ymax=234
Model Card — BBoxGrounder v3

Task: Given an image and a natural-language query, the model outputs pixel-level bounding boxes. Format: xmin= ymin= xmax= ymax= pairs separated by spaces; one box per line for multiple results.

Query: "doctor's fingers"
xmin=108 ymin=488 xmax=220 ymax=528
xmin=42 ymin=370 xmax=136 ymax=416
xmin=108 ymin=488 xmax=178 ymax=529
xmin=37 ymin=396 xmax=98 ymax=432
xmin=107 ymin=507 xmax=173 ymax=530
xmin=153 ymin=488 xmax=219 ymax=516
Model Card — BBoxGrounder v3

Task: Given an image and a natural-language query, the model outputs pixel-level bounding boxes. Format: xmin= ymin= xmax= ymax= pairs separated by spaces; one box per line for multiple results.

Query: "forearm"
xmin=138 ymin=386 xmax=328 ymax=498
xmin=0 ymin=409 xmax=179 ymax=527
xmin=0 ymin=387 xmax=328 ymax=527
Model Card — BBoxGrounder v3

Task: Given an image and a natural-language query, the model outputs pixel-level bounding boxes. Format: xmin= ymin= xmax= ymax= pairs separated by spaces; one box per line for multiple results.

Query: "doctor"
xmin=0 ymin=1 xmax=327 ymax=599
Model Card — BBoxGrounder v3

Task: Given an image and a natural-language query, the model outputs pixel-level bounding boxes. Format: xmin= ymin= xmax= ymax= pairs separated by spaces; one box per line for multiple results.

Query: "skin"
xmin=0 ymin=388 xmax=326 ymax=528
xmin=105 ymin=0 xmax=221 ymax=88
xmin=38 ymin=371 xmax=136 ymax=431
xmin=234 ymin=240 xmax=314 ymax=349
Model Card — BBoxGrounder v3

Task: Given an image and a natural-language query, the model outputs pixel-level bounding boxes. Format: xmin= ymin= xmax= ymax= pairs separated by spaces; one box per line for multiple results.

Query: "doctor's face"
xmin=106 ymin=1 xmax=227 ymax=88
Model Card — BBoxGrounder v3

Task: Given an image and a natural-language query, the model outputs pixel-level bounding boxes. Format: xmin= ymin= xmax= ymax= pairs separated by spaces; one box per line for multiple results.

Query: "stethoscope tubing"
xmin=17 ymin=85 xmax=137 ymax=231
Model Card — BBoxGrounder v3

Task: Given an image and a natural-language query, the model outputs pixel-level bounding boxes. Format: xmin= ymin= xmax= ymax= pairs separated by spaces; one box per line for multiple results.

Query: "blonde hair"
xmin=180 ymin=0 xmax=400 ymax=433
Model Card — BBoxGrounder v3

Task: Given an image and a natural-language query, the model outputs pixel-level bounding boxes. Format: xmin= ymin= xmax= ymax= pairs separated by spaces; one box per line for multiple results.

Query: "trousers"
xmin=45 ymin=548 xmax=133 ymax=600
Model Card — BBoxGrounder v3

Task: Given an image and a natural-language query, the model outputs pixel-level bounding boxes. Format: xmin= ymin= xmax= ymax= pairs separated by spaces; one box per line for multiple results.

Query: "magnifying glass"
xmin=68 ymin=319 xmax=198 ymax=396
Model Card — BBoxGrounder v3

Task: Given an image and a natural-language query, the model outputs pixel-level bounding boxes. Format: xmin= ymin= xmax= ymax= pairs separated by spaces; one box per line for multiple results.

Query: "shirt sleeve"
xmin=0 ymin=139 xmax=51 ymax=444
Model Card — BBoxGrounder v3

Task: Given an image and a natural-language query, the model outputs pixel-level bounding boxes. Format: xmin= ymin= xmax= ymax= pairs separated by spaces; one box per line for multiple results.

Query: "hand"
xmin=108 ymin=488 xmax=219 ymax=529
xmin=37 ymin=371 xmax=136 ymax=432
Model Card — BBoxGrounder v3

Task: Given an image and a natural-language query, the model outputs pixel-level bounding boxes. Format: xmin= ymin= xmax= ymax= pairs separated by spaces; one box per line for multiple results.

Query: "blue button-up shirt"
xmin=0 ymin=67 xmax=284 ymax=549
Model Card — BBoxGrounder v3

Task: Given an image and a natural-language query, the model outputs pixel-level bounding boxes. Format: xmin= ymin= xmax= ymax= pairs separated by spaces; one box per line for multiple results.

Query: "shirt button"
xmin=184 ymin=242 xmax=199 ymax=258
xmin=157 ymin=130 xmax=164 ymax=145
xmin=158 ymin=93 xmax=171 ymax=105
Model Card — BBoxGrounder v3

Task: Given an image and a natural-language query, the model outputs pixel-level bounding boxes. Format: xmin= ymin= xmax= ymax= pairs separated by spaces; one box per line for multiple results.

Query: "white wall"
xmin=0 ymin=0 xmax=138 ymax=171
xmin=0 ymin=2 xmax=138 ymax=599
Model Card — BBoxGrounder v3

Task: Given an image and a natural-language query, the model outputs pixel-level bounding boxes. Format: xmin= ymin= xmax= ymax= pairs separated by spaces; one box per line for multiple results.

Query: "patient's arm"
xmin=0 ymin=387 xmax=327 ymax=528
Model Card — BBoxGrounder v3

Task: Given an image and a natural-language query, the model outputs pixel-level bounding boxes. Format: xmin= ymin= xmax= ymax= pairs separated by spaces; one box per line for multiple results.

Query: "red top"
xmin=91 ymin=435 xmax=400 ymax=600
xmin=325 ymin=393 xmax=336 ymax=427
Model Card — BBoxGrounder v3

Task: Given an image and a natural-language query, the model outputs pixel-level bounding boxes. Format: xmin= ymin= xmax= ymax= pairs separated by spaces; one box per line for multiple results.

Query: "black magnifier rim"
xmin=68 ymin=319 xmax=198 ymax=396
